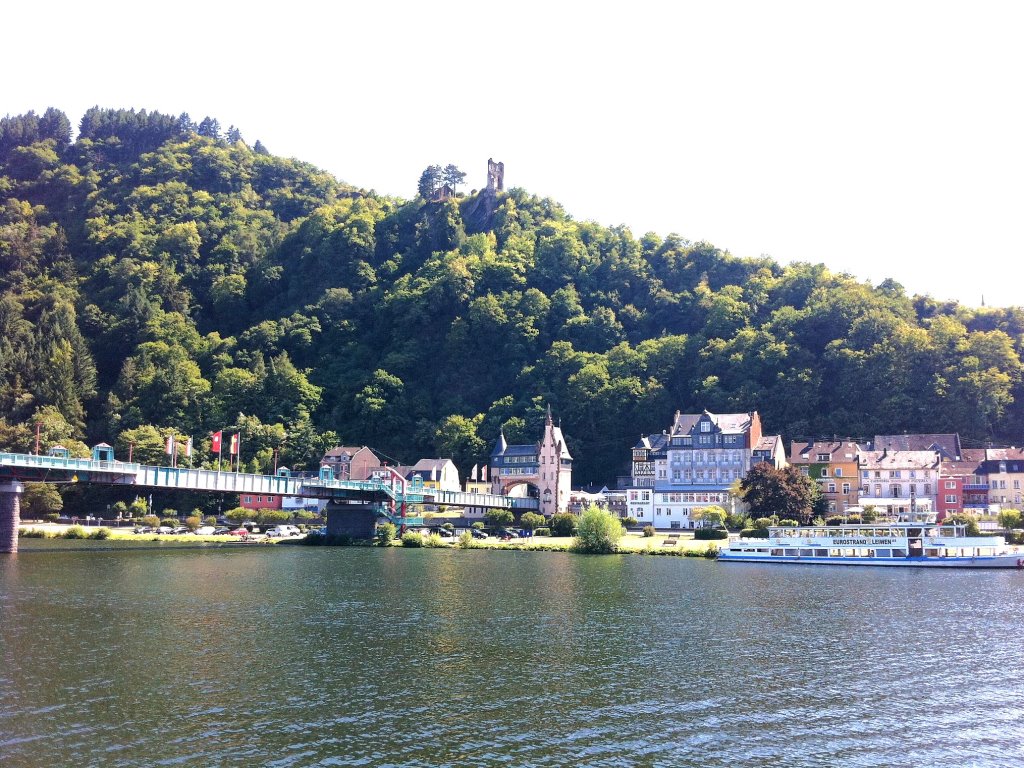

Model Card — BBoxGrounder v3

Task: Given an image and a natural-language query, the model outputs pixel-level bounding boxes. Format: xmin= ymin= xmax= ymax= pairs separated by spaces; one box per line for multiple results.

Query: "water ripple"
xmin=3 ymin=549 xmax=1024 ymax=766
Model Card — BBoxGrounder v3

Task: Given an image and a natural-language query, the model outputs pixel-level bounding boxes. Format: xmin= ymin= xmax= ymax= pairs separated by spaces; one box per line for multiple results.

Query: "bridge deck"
xmin=0 ymin=453 xmax=538 ymax=510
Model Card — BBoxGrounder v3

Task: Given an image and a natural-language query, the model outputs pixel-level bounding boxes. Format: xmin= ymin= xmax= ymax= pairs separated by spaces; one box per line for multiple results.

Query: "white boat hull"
xmin=718 ymin=552 xmax=1024 ymax=569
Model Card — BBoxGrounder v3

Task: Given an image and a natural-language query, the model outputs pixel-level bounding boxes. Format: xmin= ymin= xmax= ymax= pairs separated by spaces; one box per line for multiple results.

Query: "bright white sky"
xmin=7 ymin=1 xmax=1023 ymax=307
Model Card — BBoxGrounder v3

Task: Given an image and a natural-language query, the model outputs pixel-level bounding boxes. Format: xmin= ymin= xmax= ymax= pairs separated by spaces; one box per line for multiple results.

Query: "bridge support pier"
xmin=0 ymin=481 xmax=25 ymax=554
xmin=325 ymin=501 xmax=380 ymax=540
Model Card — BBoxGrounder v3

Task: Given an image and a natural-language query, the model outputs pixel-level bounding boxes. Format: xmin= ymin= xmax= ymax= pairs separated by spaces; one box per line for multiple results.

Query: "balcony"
xmin=962 ymin=484 xmax=989 ymax=491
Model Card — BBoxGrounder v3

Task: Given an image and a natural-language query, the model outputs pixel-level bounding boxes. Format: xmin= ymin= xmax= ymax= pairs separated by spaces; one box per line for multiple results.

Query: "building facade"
xmin=858 ymin=449 xmax=940 ymax=519
xmin=407 ymin=458 xmax=461 ymax=492
xmin=321 ymin=446 xmax=382 ymax=481
xmin=937 ymin=449 xmax=987 ymax=520
xmin=628 ymin=410 xmax=778 ymax=529
xmin=978 ymin=448 xmax=1024 ymax=510
xmin=490 ymin=407 xmax=573 ymax=515
xmin=789 ymin=440 xmax=861 ymax=514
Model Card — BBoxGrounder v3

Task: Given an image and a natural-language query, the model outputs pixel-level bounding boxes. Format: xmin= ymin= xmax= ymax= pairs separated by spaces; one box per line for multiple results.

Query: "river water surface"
xmin=2 ymin=545 xmax=1023 ymax=767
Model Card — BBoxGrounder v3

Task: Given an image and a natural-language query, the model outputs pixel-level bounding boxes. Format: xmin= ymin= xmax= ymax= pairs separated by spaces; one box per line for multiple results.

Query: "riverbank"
xmin=417 ymin=532 xmax=721 ymax=556
xmin=16 ymin=523 xmax=722 ymax=556
xmin=15 ymin=522 xmax=284 ymax=551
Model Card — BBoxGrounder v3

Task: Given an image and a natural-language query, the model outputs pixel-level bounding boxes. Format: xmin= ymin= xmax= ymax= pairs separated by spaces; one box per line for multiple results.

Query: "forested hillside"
xmin=2 ymin=107 xmax=1023 ymax=490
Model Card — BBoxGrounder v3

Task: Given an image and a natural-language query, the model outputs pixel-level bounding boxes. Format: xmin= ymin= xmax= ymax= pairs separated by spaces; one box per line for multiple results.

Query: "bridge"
xmin=0 ymin=448 xmax=538 ymax=553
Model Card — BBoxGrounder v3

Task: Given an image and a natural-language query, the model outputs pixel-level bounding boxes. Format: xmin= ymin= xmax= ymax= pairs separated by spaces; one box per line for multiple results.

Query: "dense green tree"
xmin=739 ymin=462 xmax=818 ymax=524
xmin=572 ymin=504 xmax=623 ymax=553
xmin=21 ymin=483 xmax=63 ymax=519
xmin=417 ymin=165 xmax=443 ymax=198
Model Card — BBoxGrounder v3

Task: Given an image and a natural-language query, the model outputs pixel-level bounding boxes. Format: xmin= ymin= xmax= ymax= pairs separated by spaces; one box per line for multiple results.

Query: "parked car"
xmin=194 ymin=526 xmax=216 ymax=535
xmin=156 ymin=526 xmax=174 ymax=534
xmin=228 ymin=527 xmax=250 ymax=536
xmin=212 ymin=527 xmax=232 ymax=535
xmin=435 ymin=527 xmax=455 ymax=538
xmin=171 ymin=526 xmax=189 ymax=535
xmin=265 ymin=525 xmax=301 ymax=538
xmin=133 ymin=526 xmax=153 ymax=534
xmin=470 ymin=528 xmax=489 ymax=539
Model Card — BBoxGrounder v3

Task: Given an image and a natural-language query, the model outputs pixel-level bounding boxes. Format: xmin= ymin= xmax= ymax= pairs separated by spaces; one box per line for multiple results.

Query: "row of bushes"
xmin=20 ymin=526 xmax=111 ymax=540
xmin=693 ymin=528 xmax=729 ymax=540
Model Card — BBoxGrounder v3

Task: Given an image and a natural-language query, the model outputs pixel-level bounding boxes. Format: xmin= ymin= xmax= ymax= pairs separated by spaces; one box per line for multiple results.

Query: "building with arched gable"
xmin=489 ymin=407 xmax=572 ymax=515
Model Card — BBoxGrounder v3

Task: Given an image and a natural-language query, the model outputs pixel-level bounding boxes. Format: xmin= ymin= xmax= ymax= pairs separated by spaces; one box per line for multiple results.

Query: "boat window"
xmin=875 ymin=549 xmax=891 ymax=558
xmin=892 ymin=548 xmax=907 ymax=557
xmin=815 ymin=549 xmax=829 ymax=557
xmin=771 ymin=549 xmax=784 ymax=556
xmin=784 ymin=549 xmax=799 ymax=557
xmin=925 ymin=548 xmax=940 ymax=557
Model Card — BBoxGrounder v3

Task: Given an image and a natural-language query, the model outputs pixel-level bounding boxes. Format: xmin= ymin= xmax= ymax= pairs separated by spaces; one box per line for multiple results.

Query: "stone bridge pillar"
xmin=0 ymin=481 xmax=25 ymax=554
xmin=324 ymin=501 xmax=380 ymax=540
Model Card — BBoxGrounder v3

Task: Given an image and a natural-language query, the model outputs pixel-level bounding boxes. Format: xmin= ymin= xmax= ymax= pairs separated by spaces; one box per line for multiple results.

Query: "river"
xmin=2 ymin=545 xmax=1023 ymax=767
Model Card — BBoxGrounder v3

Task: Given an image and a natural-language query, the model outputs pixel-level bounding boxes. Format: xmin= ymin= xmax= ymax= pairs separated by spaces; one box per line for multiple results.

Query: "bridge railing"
xmin=415 ymin=489 xmax=540 ymax=510
xmin=296 ymin=478 xmax=398 ymax=499
xmin=134 ymin=465 xmax=304 ymax=495
xmin=0 ymin=452 xmax=140 ymax=475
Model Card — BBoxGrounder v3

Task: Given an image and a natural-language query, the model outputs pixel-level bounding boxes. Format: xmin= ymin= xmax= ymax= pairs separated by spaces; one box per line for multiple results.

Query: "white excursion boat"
xmin=719 ymin=519 xmax=1024 ymax=568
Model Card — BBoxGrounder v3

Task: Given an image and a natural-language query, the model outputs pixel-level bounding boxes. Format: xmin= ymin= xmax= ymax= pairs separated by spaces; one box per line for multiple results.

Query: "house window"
xmin=817 ymin=453 xmax=830 ymax=462
xmin=945 ymin=481 xmax=956 ymax=489
xmin=842 ymin=483 xmax=850 ymax=494
xmin=828 ymin=483 xmax=836 ymax=493
xmin=891 ymin=485 xmax=901 ymax=497
xmin=701 ymin=421 xmax=711 ymax=432
xmin=820 ymin=467 xmax=828 ymax=477
xmin=923 ymin=484 xmax=930 ymax=495
xmin=945 ymin=495 xmax=958 ymax=503
xmin=244 ymin=496 xmax=252 ymax=503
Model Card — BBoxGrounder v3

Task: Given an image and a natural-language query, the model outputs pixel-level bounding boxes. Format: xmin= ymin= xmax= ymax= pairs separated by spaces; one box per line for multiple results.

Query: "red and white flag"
xmin=211 ymin=431 xmax=222 ymax=453
xmin=229 ymin=433 xmax=240 ymax=455
xmin=165 ymin=434 xmax=174 ymax=454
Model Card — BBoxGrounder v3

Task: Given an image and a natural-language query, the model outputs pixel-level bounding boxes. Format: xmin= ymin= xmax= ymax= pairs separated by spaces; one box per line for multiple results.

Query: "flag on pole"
xmin=229 ymin=434 xmax=239 ymax=455
xmin=482 ymin=465 xmax=488 ymax=482
xmin=471 ymin=464 xmax=478 ymax=481
xmin=185 ymin=437 xmax=193 ymax=458
xmin=211 ymin=431 xmax=222 ymax=452
xmin=165 ymin=434 xmax=174 ymax=455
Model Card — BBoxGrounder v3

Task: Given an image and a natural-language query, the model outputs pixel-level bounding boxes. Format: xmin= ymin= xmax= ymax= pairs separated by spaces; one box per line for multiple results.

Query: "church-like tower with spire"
xmin=489 ymin=406 xmax=573 ymax=516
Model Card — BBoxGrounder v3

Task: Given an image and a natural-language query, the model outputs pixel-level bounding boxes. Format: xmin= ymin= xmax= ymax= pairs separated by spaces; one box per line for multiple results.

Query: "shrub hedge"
xmin=694 ymin=528 xmax=729 ymax=540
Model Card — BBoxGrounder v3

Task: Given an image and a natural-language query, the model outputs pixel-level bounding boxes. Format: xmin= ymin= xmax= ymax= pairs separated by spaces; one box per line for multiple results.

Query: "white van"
xmin=265 ymin=525 xmax=301 ymax=538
